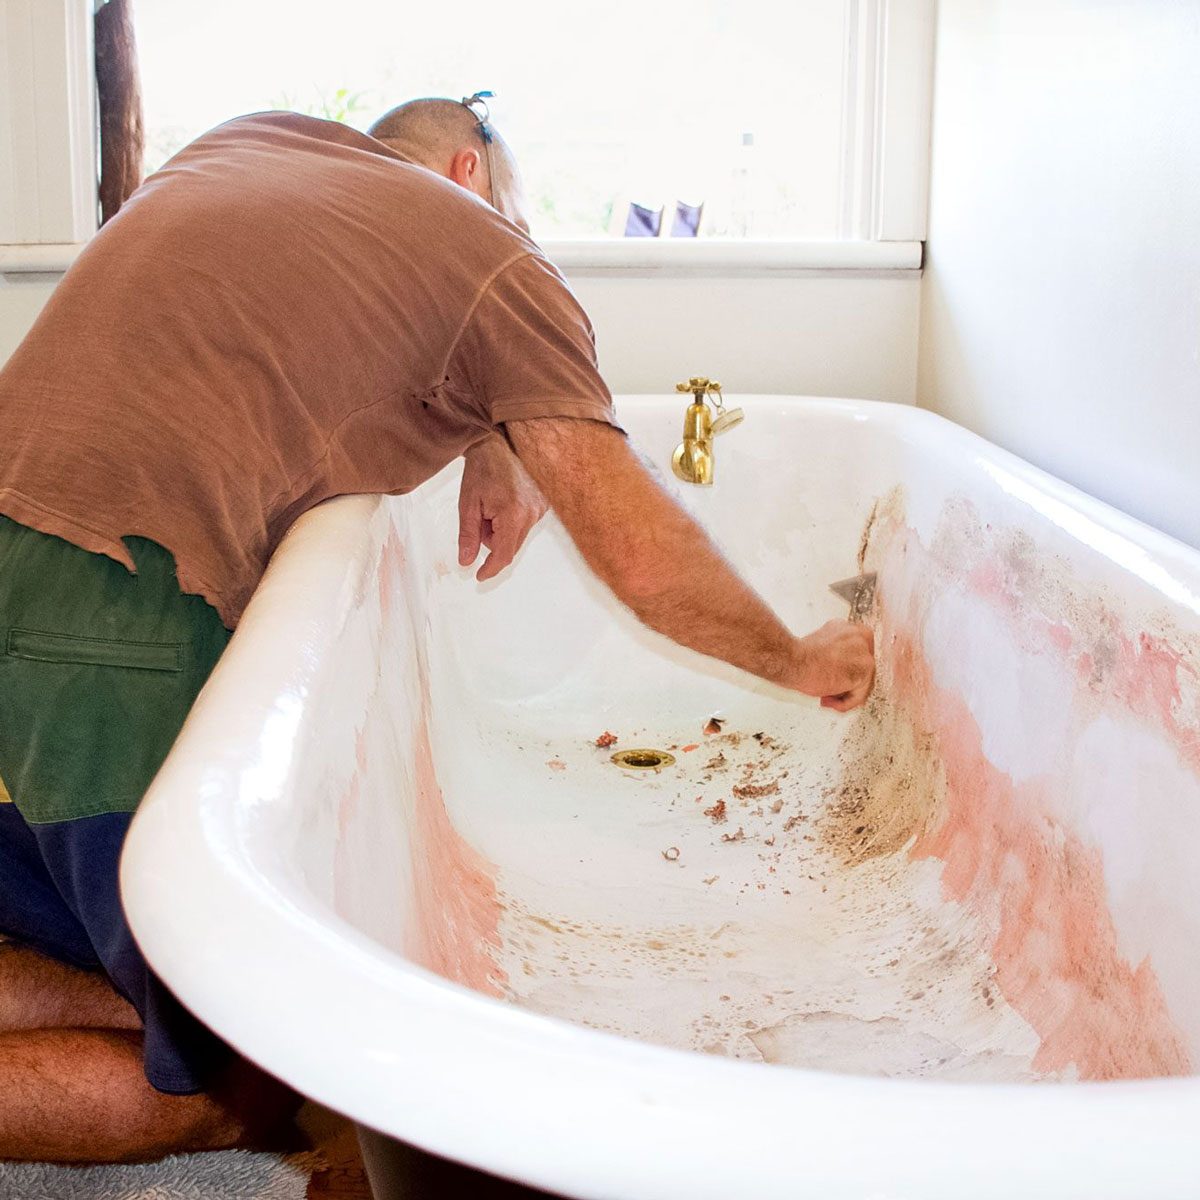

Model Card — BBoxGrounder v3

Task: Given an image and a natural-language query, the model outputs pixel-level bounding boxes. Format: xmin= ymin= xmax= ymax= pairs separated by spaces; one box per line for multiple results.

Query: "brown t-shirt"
xmin=0 ymin=112 xmax=619 ymax=627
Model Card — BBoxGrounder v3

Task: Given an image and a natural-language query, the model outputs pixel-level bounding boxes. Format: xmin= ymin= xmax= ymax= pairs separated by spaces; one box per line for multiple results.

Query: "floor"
xmin=303 ymin=1104 xmax=564 ymax=1199
xmin=301 ymin=1105 xmax=373 ymax=1198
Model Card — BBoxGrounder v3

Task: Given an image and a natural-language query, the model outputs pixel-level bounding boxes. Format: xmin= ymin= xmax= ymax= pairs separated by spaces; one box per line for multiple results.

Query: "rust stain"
xmin=857 ymin=499 xmax=880 ymax=574
xmin=855 ymin=487 xmax=905 ymax=575
xmin=703 ymin=799 xmax=728 ymax=823
xmin=819 ymin=679 xmax=945 ymax=867
xmin=732 ymin=780 xmax=781 ymax=800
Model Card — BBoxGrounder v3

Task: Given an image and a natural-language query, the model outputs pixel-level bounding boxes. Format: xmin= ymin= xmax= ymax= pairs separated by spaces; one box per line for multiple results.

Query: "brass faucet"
xmin=671 ymin=377 xmax=744 ymax=486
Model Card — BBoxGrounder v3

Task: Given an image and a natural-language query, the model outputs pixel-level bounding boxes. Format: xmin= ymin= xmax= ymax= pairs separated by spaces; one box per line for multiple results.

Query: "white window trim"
xmin=0 ymin=0 xmax=97 ymax=264
xmin=543 ymin=238 xmax=921 ymax=277
xmin=0 ymin=0 xmax=932 ymax=277
xmin=839 ymin=0 xmax=935 ymax=242
xmin=0 ymin=236 xmax=923 ymax=278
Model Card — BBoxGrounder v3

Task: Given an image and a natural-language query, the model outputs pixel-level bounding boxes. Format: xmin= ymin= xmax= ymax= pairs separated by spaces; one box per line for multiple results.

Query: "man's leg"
xmin=0 ymin=523 xmax=302 ymax=1162
xmin=0 ymin=812 xmax=304 ymax=1163
xmin=0 ymin=1028 xmax=240 ymax=1162
xmin=0 ymin=938 xmax=302 ymax=1163
xmin=0 ymin=1026 xmax=299 ymax=1163
xmin=0 ymin=941 xmax=140 ymax=1033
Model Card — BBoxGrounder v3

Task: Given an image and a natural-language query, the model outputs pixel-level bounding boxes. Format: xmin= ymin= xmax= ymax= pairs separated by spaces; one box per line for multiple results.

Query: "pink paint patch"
xmin=902 ymin=639 xmax=1188 ymax=1079
xmin=336 ymin=773 xmax=361 ymax=842
xmin=869 ymin=505 xmax=1193 ymax=1081
xmin=407 ymin=715 xmax=507 ymax=998
xmin=378 ymin=530 xmax=407 ymax=620
xmin=547 ymin=758 xmax=567 ymax=772
xmin=1045 ymin=622 xmax=1074 ymax=655
xmin=967 ymin=560 xmax=1006 ymax=600
xmin=332 ymin=771 xmax=362 ymax=911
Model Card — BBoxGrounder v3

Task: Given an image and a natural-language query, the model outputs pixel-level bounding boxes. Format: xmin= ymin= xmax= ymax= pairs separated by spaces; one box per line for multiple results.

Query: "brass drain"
xmin=611 ymin=748 xmax=676 ymax=771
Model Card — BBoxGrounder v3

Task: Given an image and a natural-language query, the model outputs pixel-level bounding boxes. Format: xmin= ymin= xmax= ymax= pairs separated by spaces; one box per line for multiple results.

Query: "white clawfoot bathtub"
xmin=121 ymin=396 xmax=1200 ymax=1199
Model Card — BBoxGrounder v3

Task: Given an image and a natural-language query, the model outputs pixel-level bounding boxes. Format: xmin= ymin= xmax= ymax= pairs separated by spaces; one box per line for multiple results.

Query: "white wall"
xmin=570 ymin=272 xmax=920 ymax=401
xmin=918 ymin=0 xmax=1200 ymax=549
xmin=1 ymin=269 xmax=922 ymax=404
xmin=0 ymin=274 xmax=60 ymax=363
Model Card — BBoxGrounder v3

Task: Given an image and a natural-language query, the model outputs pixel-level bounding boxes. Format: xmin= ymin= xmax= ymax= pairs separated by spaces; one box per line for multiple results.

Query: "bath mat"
xmin=0 ymin=1147 xmax=321 ymax=1200
xmin=0 ymin=1103 xmax=370 ymax=1200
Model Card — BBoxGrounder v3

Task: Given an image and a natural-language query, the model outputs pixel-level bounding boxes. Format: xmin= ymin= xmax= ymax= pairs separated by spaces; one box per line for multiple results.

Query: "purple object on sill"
xmin=623 ymin=202 xmax=663 ymax=237
xmin=670 ymin=201 xmax=703 ymax=238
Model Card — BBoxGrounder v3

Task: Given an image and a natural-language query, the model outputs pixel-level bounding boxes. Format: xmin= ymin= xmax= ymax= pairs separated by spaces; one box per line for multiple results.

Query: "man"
xmin=0 ymin=97 xmax=874 ymax=1163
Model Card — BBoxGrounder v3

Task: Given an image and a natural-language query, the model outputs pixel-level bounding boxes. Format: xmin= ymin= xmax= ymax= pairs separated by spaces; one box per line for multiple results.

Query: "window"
xmin=134 ymin=0 xmax=932 ymax=244
xmin=0 ymin=0 xmax=97 ymax=256
xmin=0 ymin=0 xmax=931 ymax=270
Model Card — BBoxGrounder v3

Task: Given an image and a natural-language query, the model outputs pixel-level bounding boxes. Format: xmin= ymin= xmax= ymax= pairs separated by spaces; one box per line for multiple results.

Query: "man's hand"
xmin=458 ymin=436 xmax=548 ymax=581
xmin=505 ymin=417 xmax=877 ymax=711
xmin=790 ymin=621 xmax=876 ymax=712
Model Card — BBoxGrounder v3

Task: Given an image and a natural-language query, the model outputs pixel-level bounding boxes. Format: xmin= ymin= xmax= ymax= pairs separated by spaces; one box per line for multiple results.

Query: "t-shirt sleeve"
xmin=447 ymin=252 xmax=626 ymax=433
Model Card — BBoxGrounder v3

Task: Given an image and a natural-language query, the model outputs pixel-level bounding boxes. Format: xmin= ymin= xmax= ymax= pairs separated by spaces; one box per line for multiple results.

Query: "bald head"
xmin=369 ymin=98 xmax=493 ymax=168
xmin=367 ymin=97 xmax=529 ymax=235
xmin=368 ymin=97 xmax=529 ymax=233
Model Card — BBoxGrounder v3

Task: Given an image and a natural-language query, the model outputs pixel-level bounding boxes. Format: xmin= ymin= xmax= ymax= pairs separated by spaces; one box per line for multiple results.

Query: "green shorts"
xmin=0 ymin=514 xmax=230 ymax=826
xmin=0 ymin=515 xmax=233 ymax=1093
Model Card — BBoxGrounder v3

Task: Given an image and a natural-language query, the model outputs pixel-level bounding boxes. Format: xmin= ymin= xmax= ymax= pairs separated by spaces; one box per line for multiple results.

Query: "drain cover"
xmin=611 ymin=748 xmax=676 ymax=771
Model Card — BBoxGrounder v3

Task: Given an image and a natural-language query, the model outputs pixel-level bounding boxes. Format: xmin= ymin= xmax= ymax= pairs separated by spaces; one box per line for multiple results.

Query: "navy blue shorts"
xmin=0 ymin=804 xmax=233 ymax=1093
xmin=0 ymin=516 xmax=235 ymax=1095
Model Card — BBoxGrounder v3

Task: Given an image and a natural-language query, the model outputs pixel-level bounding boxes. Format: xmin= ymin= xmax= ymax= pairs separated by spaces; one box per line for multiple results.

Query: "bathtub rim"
xmin=619 ymin=394 xmax=1200 ymax=611
xmin=121 ymin=395 xmax=1200 ymax=1199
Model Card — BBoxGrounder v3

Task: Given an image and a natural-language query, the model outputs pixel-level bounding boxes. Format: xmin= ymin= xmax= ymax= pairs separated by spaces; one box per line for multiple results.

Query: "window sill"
xmin=0 ymin=243 xmax=86 ymax=274
xmin=1 ymin=238 xmax=924 ymax=278
xmin=542 ymin=239 xmax=923 ymax=276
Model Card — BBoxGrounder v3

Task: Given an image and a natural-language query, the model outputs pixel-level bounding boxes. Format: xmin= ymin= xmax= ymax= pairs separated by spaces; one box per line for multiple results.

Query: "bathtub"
xmin=121 ymin=396 xmax=1200 ymax=1199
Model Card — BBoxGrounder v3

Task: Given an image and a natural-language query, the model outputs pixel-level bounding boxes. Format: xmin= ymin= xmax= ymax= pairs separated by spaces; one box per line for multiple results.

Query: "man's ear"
xmin=448 ymin=146 xmax=485 ymax=196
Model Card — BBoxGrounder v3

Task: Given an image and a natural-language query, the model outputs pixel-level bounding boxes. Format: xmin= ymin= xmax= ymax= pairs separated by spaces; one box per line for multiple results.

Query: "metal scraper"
xmin=829 ymin=572 xmax=877 ymax=623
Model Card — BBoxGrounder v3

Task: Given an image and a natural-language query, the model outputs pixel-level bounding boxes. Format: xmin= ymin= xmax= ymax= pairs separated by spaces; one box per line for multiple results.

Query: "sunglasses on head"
xmin=461 ymin=90 xmax=497 ymax=205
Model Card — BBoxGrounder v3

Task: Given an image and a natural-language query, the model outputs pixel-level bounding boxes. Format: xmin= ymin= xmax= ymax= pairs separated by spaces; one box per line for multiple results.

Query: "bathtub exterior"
xmin=121 ymin=397 xmax=1200 ymax=1199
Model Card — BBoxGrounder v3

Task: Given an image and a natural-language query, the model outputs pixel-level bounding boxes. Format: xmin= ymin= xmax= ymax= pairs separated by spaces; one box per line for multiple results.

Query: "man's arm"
xmin=457 ymin=435 xmax=547 ymax=581
xmin=505 ymin=417 xmax=875 ymax=711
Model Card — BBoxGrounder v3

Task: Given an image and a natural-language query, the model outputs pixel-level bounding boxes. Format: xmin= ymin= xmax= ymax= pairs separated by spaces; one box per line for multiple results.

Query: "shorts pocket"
xmin=6 ymin=629 xmax=183 ymax=673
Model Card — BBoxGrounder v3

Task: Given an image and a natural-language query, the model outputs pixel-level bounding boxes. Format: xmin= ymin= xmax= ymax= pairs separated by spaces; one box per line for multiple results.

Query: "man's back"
xmin=0 ymin=112 xmax=567 ymax=625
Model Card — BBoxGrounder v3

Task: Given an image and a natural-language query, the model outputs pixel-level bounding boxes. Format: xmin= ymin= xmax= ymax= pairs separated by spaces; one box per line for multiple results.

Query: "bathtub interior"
xmin=257 ymin=397 xmax=1200 ymax=1085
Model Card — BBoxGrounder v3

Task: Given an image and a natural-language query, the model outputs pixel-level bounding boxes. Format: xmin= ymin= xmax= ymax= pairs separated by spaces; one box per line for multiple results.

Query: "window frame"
xmin=0 ymin=0 xmax=932 ymax=275
xmin=0 ymin=0 xmax=98 ymax=266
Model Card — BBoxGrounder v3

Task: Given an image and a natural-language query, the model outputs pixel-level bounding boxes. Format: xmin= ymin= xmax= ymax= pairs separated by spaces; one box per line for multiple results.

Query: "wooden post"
xmin=95 ymin=0 xmax=145 ymax=224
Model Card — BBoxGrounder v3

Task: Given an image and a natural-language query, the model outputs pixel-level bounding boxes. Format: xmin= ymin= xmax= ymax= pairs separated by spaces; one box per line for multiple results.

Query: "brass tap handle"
xmin=675 ymin=376 xmax=722 ymax=400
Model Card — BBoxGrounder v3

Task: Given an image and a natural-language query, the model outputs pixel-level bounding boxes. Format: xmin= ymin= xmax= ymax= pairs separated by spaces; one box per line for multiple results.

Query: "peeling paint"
xmin=330 ymin=452 xmax=1200 ymax=1086
xmin=863 ymin=491 xmax=1195 ymax=1079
